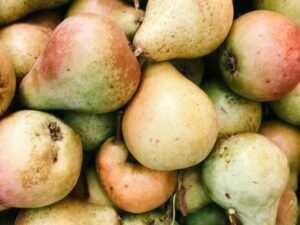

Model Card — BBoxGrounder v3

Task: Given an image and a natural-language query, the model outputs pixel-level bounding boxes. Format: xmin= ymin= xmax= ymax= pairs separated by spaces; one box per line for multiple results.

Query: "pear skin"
xmin=96 ymin=137 xmax=177 ymax=213
xmin=0 ymin=110 xmax=82 ymax=208
xmin=276 ymin=189 xmax=298 ymax=225
xmin=254 ymin=0 xmax=300 ymax=27
xmin=66 ymin=0 xmax=144 ymax=39
xmin=202 ymin=133 xmax=289 ymax=225
xmin=0 ymin=10 xmax=62 ymax=81
xmin=19 ymin=14 xmax=141 ymax=114
xmin=122 ymin=62 xmax=218 ymax=170
xmin=260 ymin=120 xmax=300 ymax=190
xmin=133 ymin=0 xmax=233 ymax=61
xmin=0 ymin=0 xmax=69 ymax=25
xmin=15 ymin=197 xmax=120 ymax=225
xmin=0 ymin=43 xmax=16 ymax=117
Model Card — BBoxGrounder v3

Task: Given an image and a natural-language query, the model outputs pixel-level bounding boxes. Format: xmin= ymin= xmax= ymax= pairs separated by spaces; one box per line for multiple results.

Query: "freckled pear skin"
xmin=0 ymin=43 xmax=16 ymax=117
xmin=19 ymin=14 xmax=141 ymax=114
xmin=202 ymin=133 xmax=289 ymax=225
xmin=122 ymin=62 xmax=218 ymax=171
xmin=0 ymin=110 xmax=82 ymax=208
xmin=133 ymin=0 xmax=233 ymax=61
xmin=0 ymin=0 xmax=70 ymax=25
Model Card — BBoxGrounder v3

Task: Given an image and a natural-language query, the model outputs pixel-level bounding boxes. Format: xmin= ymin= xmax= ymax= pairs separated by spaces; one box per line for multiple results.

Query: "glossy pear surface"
xmin=122 ymin=62 xmax=218 ymax=170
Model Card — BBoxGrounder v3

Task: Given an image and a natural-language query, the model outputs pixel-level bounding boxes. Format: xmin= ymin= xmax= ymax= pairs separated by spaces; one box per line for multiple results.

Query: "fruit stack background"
xmin=0 ymin=0 xmax=299 ymax=225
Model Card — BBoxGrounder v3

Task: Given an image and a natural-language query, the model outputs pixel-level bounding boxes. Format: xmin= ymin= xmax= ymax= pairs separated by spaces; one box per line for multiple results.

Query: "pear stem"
xmin=228 ymin=208 xmax=238 ymax=225
xmin=134 ymin=48 xmax=142 ymax=57
xmin=114 ymin=111 xmax=124 ymax=144
xmin=134 ymin=0 xmax=140 ymax=10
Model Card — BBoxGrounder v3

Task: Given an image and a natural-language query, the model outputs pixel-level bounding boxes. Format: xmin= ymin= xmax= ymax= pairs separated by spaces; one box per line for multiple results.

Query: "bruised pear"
xmin=96 ymin=137 xmax=177 ymax=213
xmin=15 ymin=197 xmax=120 ymax=225
xmin=202 ymin=133 xmax=289 ymax=225
xmin=66 ymin=0 xmax=144 ymax=39
xmin=0 ymin=110 xmax=82 ymax=208
xmin=122 ymin=62 xmax=218 ymax=170
xmin=0 ymin=10 xmax=61 ymax=81
xmin=0 ymin=43 xmax=16 ymax=117
xmin=133 ymin=0 xmax=233 ymax=61
xmin=19 ymin=14 xmax=141 ymax=114
xmin=0 ymin=0 xmax=69 ymax=25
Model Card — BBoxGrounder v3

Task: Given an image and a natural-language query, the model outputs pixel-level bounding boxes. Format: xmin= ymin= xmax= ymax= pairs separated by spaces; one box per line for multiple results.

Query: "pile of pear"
xmin=0 ymin=0 xmax=299 ymax=225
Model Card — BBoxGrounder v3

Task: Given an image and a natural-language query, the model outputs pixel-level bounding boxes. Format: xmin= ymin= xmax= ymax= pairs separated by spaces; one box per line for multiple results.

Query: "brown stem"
xmin=114 ymin=111 xmax=124 ymax=144
xmin=228 ymin=208 xmax=238 ymax=225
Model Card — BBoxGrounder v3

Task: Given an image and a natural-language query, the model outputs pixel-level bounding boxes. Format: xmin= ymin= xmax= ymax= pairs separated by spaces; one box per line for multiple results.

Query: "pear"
xmin=122 ymin=62 xmax=218 ymax=170
xmin=182 ymin=204 xmax=228 ymax=225
xmin=276 ymin=189 xmax=298 ymax=225
xmin=0 ymin=43 xmax=16 ymax=117
xmin=176 ymin=166 xmax=211 ymax=215
xmin=0 ymin=110 xmax=82 ymax=208
xmin=133 ymin=0 xmax=233 ymax=61
xmin=202 ymin=133 xmax=289 ymax=225
xmin=0 ymin=10 xmax=62 ymax=81
xmin=19 ymin=14 xmax=141 ymax=114
xmin=72 ymin=166 xmax=116 ymax=208
xmin=259 ymin=120 xmax=300 ymax=190
xmin=96 ymin=136 xmax=177 ymax=213
xmin=202 ymin=79 xmax=262 ymax=138
xmin=171 ymin=58 xmax=204 ymax=86
xmin=219 ymin=10 xmax=300 ymax=102
xmin=15 ymin=197 xmax=120 ymax=225
xmin=0 ymin=0 xmax=69 ymax=25
xmin=270 ymin=83 xmax=300 ymax=126
xmin=60 ymin=111 xmax=116 ymax=151
xmin=66 ymin=0 xmax=144 ymax=39
xmin=254 ymin=0 xmax=300 ymax=27
xmin=122 ymin=210 xmax=179 ymax=225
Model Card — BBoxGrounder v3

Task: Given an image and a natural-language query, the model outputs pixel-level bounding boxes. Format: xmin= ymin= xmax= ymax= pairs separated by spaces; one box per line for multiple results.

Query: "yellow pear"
xmin=122 ymin=62 xmax=218 ymax=170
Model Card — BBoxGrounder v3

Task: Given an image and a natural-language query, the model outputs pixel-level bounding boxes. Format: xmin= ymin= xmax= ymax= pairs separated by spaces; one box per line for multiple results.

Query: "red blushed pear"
xmin=19 ymin=13 xmax=141 ymax=114
xmin=219 ymin=10 xmax=300 ymax=102
xmin=276 ymin=189 xmax=298 ymax=225
xmin=96 ymin=136 xmax=177 ymax=213
xmin=259 ymin=120 xmax=300 ymax=190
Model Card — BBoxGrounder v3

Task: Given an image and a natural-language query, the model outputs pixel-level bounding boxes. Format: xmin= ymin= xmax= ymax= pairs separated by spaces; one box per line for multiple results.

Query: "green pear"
xmin=0 ymin=0 xmax=69 ymax=25
xmin=66 ymin=0 xmax=144 ymax=39
xmin=0 ymin=110 xmax=82 ymax=208
xmin=176 ymin=166 xmax=211 ymax=215
xmin=96 ymin=137 xmax=177 ymax=213
xmin=60 ymin=111 xmax=116 ymax=151
xmin=260 ymin=120 xmax=300 ymax=190
xmin=254 ymin=0 xmax=300 ymax=27
xmin=182 ymin=204 xmax=228 ymax=225
xmin=270 ymin=83 xmax=300 ymax=126
xmin=171 ymin=58 xmax=204 ymax=86
xmin=202 ymin=133 xmax=289 ymax=225
xmin=19 ymin=14 xmax=141 ymax=114
xmin=202 ymin=79 xmax=262 ymax=138
xmin=122 ymin=210 xmax=179 ymax=225
xmin=72 ymin=166 xmax=116 ymax=208
xmin=122 ymin=62 xmax=218 ymax=171
xmin=0 ymin=10 xmax=62 ymax=81
xmin=133 ymin=0 xmax=233 ymax=61
xmin=15 ymin=197 xmax=120 ymax=225
xmin=0 ymin=42 xmax=16 ymax=117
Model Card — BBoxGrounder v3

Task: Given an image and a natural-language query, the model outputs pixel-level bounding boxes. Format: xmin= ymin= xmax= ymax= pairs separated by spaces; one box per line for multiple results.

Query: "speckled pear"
xmin=19 ymin=14 xmax=141 ymax=114
xmin=133 ymin=0 xmax=233 ymax=61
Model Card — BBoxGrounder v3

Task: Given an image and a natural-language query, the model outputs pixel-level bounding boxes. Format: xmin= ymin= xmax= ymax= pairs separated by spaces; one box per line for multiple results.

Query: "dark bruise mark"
xmin=48 ymin=122 xmax=63 ymax=141
xmin=109 ymin=186 xmax=114 ymax=192
xmin=265 ymin=79 xmax=270 ymax=83
xmin=225 ymin=192 xmax=231 ymax=199
xmin=223 ymin=50 xmax=238 ymax=74
xmin=66 ymin=68 xmax=71 ymax=72
xmin=124 ymin=184 xmax=128 ymax=189
xmin=252 ymin=181 xmax=257 ymax=184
